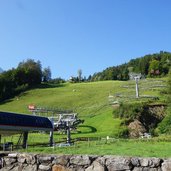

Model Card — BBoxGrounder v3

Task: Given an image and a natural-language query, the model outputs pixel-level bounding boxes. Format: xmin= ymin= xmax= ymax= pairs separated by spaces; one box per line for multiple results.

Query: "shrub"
xmin=117 ymin=127 xmax=129 ymax=138
xmin=157 ymin=71 xmax=171 ymax=134
xmin=113 ymin=102 xmax=144 ymax=120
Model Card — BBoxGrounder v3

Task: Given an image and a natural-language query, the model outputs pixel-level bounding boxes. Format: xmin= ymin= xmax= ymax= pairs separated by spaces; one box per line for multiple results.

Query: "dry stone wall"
xmin=0 ymin=152 xmax=171 ymax=171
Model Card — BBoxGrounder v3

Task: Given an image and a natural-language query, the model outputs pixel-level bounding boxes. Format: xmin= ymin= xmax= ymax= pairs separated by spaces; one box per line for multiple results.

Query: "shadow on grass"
xmin=78 ymin=125 xmax=97 ymax=134
xmin=0 ymin=99 xmax=13 ymax=105
xmin=35 ymin=83 xmax=66 ymax=89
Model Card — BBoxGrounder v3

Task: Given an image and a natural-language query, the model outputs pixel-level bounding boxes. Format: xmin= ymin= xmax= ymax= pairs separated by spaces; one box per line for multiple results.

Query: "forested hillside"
xmin=1 ymin=51 xmax=171 ymax=102
xmin=91 ymin=51 xmax=171 ymax=81
xmin=0 ymin=59 xmax=52 ymax=102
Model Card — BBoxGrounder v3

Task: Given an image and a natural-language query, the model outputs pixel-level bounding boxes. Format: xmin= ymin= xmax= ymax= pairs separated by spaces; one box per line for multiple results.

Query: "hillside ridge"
xmin=0 ymin=77 xmax=168 ymax=137
xmin=91 ymin=51 xmax=171 ymax=81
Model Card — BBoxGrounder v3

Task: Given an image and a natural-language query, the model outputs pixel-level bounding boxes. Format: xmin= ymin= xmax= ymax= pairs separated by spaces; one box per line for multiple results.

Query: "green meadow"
xmin=23 ymin=138 xmax=171 ymax=157
xmin=0 ymin=77 xmax=170 ymax=156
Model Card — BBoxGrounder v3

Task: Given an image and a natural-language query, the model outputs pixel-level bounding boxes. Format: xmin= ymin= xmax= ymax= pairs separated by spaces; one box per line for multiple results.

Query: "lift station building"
xmin=0 ymin=111 xmax=54 ymax=149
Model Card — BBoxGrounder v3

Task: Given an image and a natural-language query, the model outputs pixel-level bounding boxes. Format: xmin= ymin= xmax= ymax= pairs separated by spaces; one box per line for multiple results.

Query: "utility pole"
xmin=22 ymin=132 xmax=28 ymax=149
xmin=49 ymin=131 xmax=54 ymax=147
xmin=134 ymin=76 xmax=139 ymax=98
xmin=66 ymin=121 xmax=71 ymax=144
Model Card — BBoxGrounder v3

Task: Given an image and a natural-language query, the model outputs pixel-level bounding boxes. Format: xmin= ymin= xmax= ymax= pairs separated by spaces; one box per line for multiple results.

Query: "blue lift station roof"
xmin=0 ymin=111 xmax=53 ymax=135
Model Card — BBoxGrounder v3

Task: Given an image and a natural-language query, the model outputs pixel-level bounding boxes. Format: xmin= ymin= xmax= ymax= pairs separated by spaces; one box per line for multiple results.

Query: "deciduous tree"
xmin=42 ymin=66 xmax=52 ymax=82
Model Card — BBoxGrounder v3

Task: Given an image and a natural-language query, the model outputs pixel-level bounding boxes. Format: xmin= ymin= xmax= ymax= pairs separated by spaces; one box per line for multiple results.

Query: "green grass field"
xmin=0 ymin=78 xmax=169 ymax=156
xmin=22 ymin=139 xmax=171 ymax=157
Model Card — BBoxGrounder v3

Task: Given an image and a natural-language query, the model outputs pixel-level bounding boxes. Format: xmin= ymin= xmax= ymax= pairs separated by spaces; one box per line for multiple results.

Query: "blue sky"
xmin=0 ymin=0 xmax=171 ymax=79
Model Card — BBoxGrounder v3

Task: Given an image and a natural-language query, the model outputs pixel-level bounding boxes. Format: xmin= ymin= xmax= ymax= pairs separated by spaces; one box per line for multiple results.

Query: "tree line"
xmin=0 ymin=59 xmax=55 ymax=102
xmin=1 ymin=51 xmax=171 ymax=101
xmin=90 ymin=51 xmax=171 ymax=81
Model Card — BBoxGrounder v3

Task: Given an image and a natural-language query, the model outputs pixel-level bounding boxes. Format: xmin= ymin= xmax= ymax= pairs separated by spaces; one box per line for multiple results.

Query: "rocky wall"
xmin=0 ymin=152 xmax=171 ymax=171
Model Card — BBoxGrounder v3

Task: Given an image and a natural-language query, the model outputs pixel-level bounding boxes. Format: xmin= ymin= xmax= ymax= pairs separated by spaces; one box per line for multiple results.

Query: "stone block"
xmin=53 ymin=155 xmax=70 ymax=166
xmin=106 ymin=156 xmax=133 ymax=171
xmin=70 ymin=155 xmax=91 ymax=166
xmin=38 ymin=156 xmax=53 ymax=164
xmin=139 ymin=158 xmax=149 ymax=167
xmin=131 ymin=158 xmax=140 ymax=167
xmin=162 ymin=159 xmax=171 ymax=171
xmin=52 ymin=164 xmax=71 ymax=171
xmin=25 ymin=154 xmax=37 ymax=165
xmin=4 ymin=157 xmax=17 ymax=165
xmin=95 ymin=157 xmax=106 ymax=166
xmin=8 ymin=153 xmax=18 ymax=158
xmin=85 ymin=161 xmax=106 ymax=171
xmin=133 ymin=167 xmax=143 ymax=171
xmin=39 ymin=164 xmax=51 ymax=171
xmin=22 ymin=164 xmax=38 ymax=171
xmin=150 ymin=158 xmax=162 ymax=168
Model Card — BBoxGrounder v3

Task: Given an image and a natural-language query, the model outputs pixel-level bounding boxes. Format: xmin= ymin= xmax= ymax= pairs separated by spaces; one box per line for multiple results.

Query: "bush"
xmin=49 ymin=78 xmax=65 ymax=84
xmin=15 ymin=84 xmax=29 ymax=94
xmin=117 ymin=127 xmax=129 ymax=138
xmin=157 ymin=71 xmax=171 ymax=134
xmin=157 ymin=107 xmax=171 ymax=134
xmin=113 ymin=102 xmax=144 ymax=120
